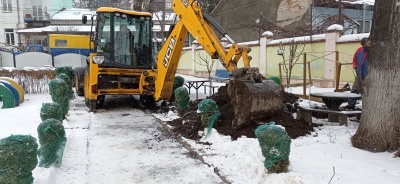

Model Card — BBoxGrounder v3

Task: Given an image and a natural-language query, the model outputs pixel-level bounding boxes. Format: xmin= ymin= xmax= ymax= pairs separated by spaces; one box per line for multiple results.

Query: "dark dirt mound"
xmin=167 ymin=85 xmax=317 ymax=141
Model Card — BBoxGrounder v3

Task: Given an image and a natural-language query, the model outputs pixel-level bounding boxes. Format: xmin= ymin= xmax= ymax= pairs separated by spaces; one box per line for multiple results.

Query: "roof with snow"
xmin=327 ymin=24 xmax=344 ymax=31
xmin=341 ymin=0 xmax=375 ymax=6
xmin=51 ymin=8 xmax=97 ymax=20
xmin=269 ymin=34 xmax=326 ymax=45
xmin=315 ymin=0 xmax=375 ymax=9
xmin=337 ymin=33 xmax=370 ymax=43
xmin=17 ymin=25 xmax=95 ymax=33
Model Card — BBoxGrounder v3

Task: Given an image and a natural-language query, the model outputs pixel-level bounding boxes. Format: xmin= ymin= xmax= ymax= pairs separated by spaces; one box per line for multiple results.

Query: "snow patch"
xmin=262 ymin=31 xmax=274 ymax=37
xmin=327 ymin=24 xmax=344 ymax=31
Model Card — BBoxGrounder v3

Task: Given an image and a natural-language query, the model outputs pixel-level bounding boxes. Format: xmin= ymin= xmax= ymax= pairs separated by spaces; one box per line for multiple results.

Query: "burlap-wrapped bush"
xmin=49 ymin=78 xmax=70 ymax=118
xmin=40 ymin=102 xmax=63 ymax=122
xmin=37 ymin=119 xmax=67 ymax=168
xmin=56 ymin=73 xmax=74 ymax=99
xmin=0 ymin=135 xmax=38 ymax=184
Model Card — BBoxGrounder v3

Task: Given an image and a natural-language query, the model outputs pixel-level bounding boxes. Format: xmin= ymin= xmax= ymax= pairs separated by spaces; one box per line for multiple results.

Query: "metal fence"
xmin=0 ymin=51 xmax=87 ymax=68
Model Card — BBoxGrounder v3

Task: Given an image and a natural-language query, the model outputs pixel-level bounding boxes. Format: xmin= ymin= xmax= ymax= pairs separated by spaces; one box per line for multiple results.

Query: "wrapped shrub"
xmin=0 ymin=135 xmax=38 ymax=184
xmin=55 ymin=66 xmax=73 ymax=85
xmin=40 ymin=102 xmax=63 ymax=122
xmin=174 ymin=87 xmax=190 ymax=111
xmin=255 ymin=122 xmax=291 ymax=173
xmin=56 ymin=73 xmax=74 ymax=99
xmin=37 ymin=119 xmax=67 ymax=168
xmin=49 ymin=78 xmax=70 ymax=118
xmin=197 ymin=99 xmax=220 ymax=137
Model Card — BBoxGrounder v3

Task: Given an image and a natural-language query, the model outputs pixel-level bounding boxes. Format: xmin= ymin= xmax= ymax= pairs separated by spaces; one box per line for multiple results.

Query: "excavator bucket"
xmin=227 ymin=67 xmax=283 ymax=129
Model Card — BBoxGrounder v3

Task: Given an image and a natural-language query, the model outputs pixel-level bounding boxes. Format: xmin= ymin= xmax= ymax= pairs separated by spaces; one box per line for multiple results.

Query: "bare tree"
xmin=194 ymin=50 xmax=217 ymax=94
xmin=75 ymin=0 xmax=100 ymax=9
xmin=351 ymin=0 xmax=400 ymax=152
xmin=134 ymin=0 xmax=155 ymax=12
xmin=73 ymin=0 xmax=151 ymax=10
xmin=277 ymin=39 xmax=306 ymax=85
xmin=312 ymin=8 xmax=360 ymax=34
xmin=198 ymin=0 xmax=220 ymax=13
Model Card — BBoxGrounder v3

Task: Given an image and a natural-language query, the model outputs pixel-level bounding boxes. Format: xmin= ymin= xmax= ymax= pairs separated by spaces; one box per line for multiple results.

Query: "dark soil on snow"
xmin=165 ymin=85 xmax=318 ymax=141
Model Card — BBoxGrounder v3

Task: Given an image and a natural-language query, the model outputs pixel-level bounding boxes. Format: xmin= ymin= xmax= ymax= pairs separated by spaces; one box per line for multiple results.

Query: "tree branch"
xmin=328 ymin=166 xmax=335 ymax=184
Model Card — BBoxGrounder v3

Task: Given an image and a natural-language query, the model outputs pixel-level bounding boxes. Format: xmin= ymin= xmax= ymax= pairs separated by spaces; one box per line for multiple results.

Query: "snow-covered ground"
xmin=0 ymin=75 xmax=399 ymax=184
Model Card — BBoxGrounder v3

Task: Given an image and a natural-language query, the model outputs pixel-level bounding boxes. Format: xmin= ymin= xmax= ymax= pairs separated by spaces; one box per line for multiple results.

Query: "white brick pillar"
xmin=325 ymin=24 xmax=343 ymax=82
xmin=259 ymin=31 xmax=273 ymax=76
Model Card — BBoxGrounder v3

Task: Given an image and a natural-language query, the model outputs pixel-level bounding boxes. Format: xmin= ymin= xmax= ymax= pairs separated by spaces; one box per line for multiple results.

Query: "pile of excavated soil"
xmin=167 ymin=85 xmax=317 ymax=141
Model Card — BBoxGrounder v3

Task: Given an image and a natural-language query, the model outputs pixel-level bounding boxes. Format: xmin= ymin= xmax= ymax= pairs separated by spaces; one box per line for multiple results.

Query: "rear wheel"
xmin=74 ymin=67 xmax=85 ymax=96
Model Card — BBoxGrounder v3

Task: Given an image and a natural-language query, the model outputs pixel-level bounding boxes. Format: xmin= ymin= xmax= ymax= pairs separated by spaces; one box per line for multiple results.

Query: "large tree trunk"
xmin=351 ymin=0 xmax=400 ymax=152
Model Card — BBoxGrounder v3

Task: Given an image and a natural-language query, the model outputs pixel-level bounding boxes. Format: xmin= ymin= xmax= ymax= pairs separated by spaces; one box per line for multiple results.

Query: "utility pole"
xmin=361 ymin=3 xmax=366 ymax=33
xmin=310 ymin=1 xmax=313 ymax=41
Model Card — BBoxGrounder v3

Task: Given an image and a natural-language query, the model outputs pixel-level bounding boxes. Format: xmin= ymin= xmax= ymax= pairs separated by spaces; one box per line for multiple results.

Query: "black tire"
xmin=83 ymin=65 xmax=104 ymax=111
xmin=84 ymin=66 xmax=90 ymax=109
xmin=74 ymin=67 xmax=85 ymax=96
xmin=96 ymin=95 xmax=105 ymax=109
xmin=140 ymin=95 xmax=156 ymax=108
xmin=85 ymin=97 xmax=89 ymax=107
xmin=89 ymin=100 xmax=96 ymax=112
xmin=88 ymin=95 xmax=105 ymax=112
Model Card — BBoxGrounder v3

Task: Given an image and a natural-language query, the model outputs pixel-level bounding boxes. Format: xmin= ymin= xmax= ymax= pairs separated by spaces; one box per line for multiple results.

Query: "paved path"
xmin=41 ymin=96 xmax=222 ymax=184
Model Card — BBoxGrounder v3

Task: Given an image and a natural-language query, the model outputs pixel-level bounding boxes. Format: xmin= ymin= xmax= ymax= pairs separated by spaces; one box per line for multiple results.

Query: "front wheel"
xmin=74 ymin=67 xmax=85 ymax=96
xmin=140 ymin=95 xmax=156 ymax=109
xmin=89 ymin=100 xmax=96 ymax=112
xmin=85 ymin=97 xmax=89 ymax=107
xmin=88 ymin=95 xmax=105 ymax=112
xmin=96 ymin=95 xmax=105 ymax=109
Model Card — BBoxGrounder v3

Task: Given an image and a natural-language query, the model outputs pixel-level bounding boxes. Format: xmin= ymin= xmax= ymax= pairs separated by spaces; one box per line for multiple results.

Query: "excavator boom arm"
xmin=155 ymin=0 xmax=252 ymax=101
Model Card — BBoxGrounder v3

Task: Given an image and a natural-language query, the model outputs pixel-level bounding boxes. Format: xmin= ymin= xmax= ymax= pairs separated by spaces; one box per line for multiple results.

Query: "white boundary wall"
xmin=0 ymin=52 xmax=86 ymax=68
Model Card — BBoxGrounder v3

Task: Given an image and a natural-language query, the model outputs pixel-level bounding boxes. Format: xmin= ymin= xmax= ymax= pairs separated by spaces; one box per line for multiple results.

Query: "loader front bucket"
xmin=227 ymin=67 xmax=283 ymax=129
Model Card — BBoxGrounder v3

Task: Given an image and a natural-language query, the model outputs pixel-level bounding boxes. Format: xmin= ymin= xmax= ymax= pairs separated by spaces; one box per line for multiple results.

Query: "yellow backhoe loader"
xmin=78 ymin=0 xmax=282 ymax=127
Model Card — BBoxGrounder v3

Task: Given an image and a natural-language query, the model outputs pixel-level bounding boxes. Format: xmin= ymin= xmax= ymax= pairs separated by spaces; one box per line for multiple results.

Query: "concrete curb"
xmin=154 ymin=118 xmax=231 ymax=184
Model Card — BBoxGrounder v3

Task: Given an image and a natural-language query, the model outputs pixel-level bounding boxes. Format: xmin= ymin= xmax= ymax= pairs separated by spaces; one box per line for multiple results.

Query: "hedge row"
xmin=0 ymin=68 xmax=56 ymax=94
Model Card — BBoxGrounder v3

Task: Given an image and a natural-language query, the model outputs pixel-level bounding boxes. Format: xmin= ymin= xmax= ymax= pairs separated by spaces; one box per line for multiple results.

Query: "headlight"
xmin=93 ymin=56 xmax=104 ymax=64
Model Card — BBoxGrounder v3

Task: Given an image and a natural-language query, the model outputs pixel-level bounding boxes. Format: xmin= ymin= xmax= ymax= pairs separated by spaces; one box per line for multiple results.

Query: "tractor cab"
xmin=83 ymin=8 xmax=153 ymax=69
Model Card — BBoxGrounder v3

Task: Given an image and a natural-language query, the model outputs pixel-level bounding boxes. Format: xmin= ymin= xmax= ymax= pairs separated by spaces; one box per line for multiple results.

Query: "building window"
xmin=55 ymin=40 xmax=67 ymax=47
xmin=33 ymin=5 xmax=43 ymax=20
xmin=5 ymin=29 xmax=15 ymax=45
xmin=184 ymin=34 xmax=194 ymax=47
xmin=33 ymin=35 xmax=47 ymax=45
xmin=2 ymin=0 xmax=12 ymax=12
xmin=357 ymin=20 xmax=371 ymax=33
